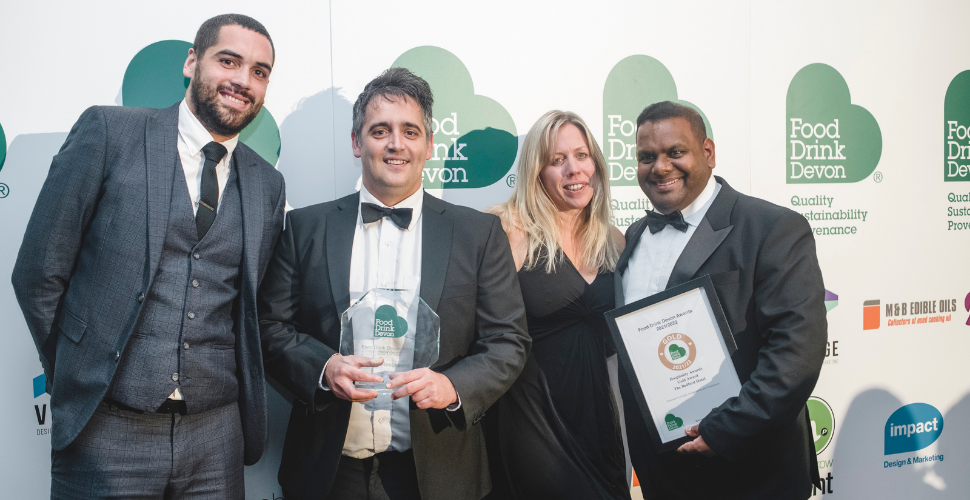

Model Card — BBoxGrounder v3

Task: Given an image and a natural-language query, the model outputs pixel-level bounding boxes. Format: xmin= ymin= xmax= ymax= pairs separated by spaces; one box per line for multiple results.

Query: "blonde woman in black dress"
xmin=487 ymin=110 xmax=629 ymax=499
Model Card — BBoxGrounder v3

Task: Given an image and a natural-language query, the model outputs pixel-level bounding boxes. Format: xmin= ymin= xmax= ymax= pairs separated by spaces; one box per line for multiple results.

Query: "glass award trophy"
xmin=339 ymin=288 xmax=440 ymax=394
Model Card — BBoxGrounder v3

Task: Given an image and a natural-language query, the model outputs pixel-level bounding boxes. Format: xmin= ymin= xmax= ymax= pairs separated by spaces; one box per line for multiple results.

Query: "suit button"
xmin=172 ymin=373 xmax=179 ymax=381
xmin=187 ymin=312 xmax=195 ymax=319
xmin=193 ymin=252 xmax=200 ymax=260
xmin=136 ymin=293 xmax=145 ymax=303
xmin=191 ymin=279 xmax=199 ymax=288
xmin=183 ymin=342 xmax=190 ymax=350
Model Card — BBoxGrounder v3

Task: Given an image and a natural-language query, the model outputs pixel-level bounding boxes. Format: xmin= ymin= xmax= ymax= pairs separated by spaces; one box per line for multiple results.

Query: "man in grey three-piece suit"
xmin=12 ymin=14 xmax=285 ymax=499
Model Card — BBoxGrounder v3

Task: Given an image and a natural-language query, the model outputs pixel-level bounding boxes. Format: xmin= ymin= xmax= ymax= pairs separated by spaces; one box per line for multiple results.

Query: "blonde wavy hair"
xmin=490 ymin=110 xmax=619 ymax=273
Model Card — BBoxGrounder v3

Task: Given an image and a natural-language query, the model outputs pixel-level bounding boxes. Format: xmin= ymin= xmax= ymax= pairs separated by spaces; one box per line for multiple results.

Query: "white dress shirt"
xmin=342 ymin=185 xmax=424 ymax=459
xmin=622 ymin=175 xmax=721 ymax=305
xmin=177 ymin=100 xmax=238 ymax=216
xmin=168 ymin=100 xmax=239 ymax=401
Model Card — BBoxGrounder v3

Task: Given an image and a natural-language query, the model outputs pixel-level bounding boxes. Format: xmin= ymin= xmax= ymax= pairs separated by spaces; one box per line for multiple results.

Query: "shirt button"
xmin=172 ymin=373 xmax=179 ymax=381
xmin=378 ymin=417 xmax=387 ymax=424
xmin=187 ymin=312 xmax=196 ymax=319
xmin=183 ymin=342 xmax=190 ymax=350
xmin=193 ymin=253 xmax=200 ymax=260
xmin=192 ymin=279 xmax=199 ymax=288
xmin=115 ymin=351 xmax=120 ymax=361
xmin=136 ymin=292 xmax=145 ymax=303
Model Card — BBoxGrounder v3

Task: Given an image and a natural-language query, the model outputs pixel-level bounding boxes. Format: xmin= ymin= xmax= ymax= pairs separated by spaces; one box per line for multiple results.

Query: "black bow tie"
xmin=361 ymin=202 xmax=413 ymax=230
xmin=646 ymin=210 xmax=689 ymax=234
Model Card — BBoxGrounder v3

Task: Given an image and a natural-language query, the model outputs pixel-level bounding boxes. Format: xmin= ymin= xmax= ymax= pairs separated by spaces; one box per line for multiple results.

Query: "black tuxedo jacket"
xmin=615 ymin=177 xmax=826 ymax=499
xmin=258 ymin=191 xmax=530 ymax=500
xmin=11 ymin=104 xmax=286 ymax=465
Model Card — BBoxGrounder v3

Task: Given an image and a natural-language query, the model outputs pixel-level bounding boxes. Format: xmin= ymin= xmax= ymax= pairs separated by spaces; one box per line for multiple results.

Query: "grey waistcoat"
xmin=109 ymin=159 xmax=243 ymax=414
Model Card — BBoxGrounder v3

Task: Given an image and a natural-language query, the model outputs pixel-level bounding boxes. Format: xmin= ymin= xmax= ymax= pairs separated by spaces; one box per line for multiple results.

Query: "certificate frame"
xmin=606 ymin=275 xmax=740 ymax=453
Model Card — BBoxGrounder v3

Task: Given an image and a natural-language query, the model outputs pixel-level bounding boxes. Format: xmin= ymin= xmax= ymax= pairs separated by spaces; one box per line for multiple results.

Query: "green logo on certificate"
xmin=665 ymin=414 xmax=684 ymax=431
xmin=374 ymin=305 xmax=408 ymax=338
xmin=669 ymin=344 xmax=687 ymax=360
xmin=658 ymin=333 xmax=696 ymax=370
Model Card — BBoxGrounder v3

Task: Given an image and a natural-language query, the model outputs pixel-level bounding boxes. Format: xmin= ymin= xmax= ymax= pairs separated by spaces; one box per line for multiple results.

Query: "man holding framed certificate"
xmin=614 ymin=101 xmax=827 ymax=499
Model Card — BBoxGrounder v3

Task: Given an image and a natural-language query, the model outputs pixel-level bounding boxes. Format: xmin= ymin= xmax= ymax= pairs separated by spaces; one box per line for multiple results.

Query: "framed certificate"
xmin=606 ymin=275 xmax=742 ymax=453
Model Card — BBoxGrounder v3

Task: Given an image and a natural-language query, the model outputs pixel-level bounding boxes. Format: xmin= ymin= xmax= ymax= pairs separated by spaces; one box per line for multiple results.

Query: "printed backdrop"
xmin=1 ymin=1 xmax=968 ymax=498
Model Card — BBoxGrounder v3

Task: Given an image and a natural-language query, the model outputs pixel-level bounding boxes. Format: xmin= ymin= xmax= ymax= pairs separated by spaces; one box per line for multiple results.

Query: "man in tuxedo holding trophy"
xmin=258 ymin=67 xmax=529 ymax=500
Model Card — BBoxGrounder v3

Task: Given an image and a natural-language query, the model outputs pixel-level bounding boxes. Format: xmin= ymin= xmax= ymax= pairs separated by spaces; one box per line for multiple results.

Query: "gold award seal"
xmin=658 ymin=333 xmax=696 ymax=371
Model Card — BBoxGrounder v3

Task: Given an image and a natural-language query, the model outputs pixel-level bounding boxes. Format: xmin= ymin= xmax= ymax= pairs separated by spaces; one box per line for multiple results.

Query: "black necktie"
xmin=646 ymin=210 xmax=689 ymax=234
xmin=196 ymin=141 xmax=227 ymax=240
xmin=360 ymin=202 xmax=413 ymax=230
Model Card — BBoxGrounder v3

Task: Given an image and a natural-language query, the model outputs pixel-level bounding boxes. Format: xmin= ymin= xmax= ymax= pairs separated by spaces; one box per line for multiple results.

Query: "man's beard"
xmin=189 ymin=68 xmax=263 ymax=138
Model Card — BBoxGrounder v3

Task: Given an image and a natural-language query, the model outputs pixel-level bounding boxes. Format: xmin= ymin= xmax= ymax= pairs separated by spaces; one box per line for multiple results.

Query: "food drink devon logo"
xmin=884 ymin=403 xmax=943 ymax=455
xmin=944 ymin=70 xmax=970 ymax=181
xmin=657 ymin=333 xmax=696 ymax=370
xmin=665 ymin=413 xmax=684 ymax=431
xmin=786 ymin=64 xmax=881 ymax=183
xmin=392 ymin=46 xmax=517 ymax=189
xmin=123 ymin=40 xmax=281 ymax=165
xmin=373 ymin=305 xmax=408 ymax=338
xmin=602 ymin=55 xmax=712 ymax=187
xmin=807 ymin=396 xmax=835 ymax=454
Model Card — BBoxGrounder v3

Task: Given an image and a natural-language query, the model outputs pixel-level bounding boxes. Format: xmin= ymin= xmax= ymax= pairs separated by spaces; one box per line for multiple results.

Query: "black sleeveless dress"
xmin=487 ymin=253 xmax=630 ymax=499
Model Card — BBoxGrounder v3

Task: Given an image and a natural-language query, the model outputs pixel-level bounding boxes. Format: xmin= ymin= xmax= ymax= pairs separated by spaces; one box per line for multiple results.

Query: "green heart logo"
xmin=374 ymin=304 xmax=408 ymax=338
xmin=122 ymin=40 xmax=281 ymax=166
xmin=944 ymin=70 xmax=970 ymax=182
xmin=786 ymin=63 xmax=881 ymax=183
xmin=602 ymin=55 xmax=713 ymax=187
xmin=665 ymin=413 xmax=684 ymax=431
xmin=0 ymin=120 xmax=6 ymax=172
xmin=668 ymin=343 xmax=687 ymax=361
xmin=392 ymin=46 xmax=518 ymax=189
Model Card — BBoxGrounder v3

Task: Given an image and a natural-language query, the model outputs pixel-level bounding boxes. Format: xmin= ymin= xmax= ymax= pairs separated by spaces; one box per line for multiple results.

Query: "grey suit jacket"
xmin=615 ymin=176 xmax=826 ymax=499
xmin=11 ymin=104 xmax=286 ymax=465
xmin=258 ymin=191 xmax=530 ymax=500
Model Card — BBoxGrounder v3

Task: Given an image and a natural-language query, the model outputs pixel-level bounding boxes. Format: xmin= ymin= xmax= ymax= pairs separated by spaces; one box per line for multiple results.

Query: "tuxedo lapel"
xmin=616 ymin=218 xmax=648 ymax=276
xmin=666 ymin=176 xmax=738 ymax=288
xmin=145 ymin=104 xmax=180 ymax=287
xmin=235 ymin=150 xmax=264 ymax=295
xmin=420 ymin=193 xmax=453 ymax=312
xmin=327 ymin=193 xmax=359 ymax=312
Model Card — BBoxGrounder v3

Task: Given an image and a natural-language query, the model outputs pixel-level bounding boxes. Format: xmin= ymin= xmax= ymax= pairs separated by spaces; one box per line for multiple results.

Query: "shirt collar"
xmin=681 ymin=175 xmax=720 ymax=226
xmin=178 ymin=100 xmax=239 ymax=163
xmin=358 ymin=185 xmax=424 ymax=231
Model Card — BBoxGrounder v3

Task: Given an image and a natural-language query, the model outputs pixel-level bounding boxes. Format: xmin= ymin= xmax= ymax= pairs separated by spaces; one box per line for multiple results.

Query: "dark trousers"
xmin=326 ymin=449 xmax=421 ymax=500
xmin=51 ymin=401 xmax=244 ymax=500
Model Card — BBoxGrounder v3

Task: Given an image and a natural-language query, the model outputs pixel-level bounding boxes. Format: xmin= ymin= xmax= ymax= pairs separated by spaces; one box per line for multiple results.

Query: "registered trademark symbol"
xmin=0 ymin=183 xmax=9 ymax=198
xmin=506 ymin=174 xmax=516 ymax=188
xmin=873 ymin=171 xmax=883 ymax=183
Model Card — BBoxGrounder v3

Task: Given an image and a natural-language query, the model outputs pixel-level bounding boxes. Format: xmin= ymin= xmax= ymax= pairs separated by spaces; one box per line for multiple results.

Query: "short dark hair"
xmin=636 ymin=101 xmax=707 ymax=144
xmin=193 ymin=14 xmax=275 ymax=62
xmin=352 ymin=67 xmax=434 ymax=143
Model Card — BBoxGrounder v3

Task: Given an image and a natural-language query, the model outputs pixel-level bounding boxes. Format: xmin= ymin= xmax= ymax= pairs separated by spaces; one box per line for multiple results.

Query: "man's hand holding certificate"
xmin=607 ymin=276 xmax=742 ymax=452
